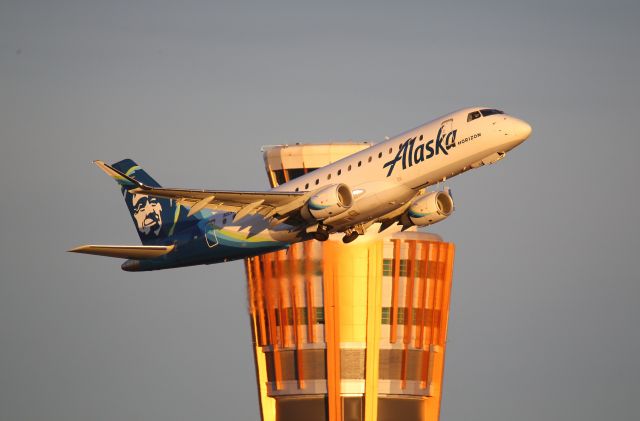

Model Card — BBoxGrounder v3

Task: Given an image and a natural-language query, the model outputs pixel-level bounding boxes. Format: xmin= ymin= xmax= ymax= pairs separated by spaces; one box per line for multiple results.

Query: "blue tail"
xmin=108 ymin=159 xmax=196 ymax=245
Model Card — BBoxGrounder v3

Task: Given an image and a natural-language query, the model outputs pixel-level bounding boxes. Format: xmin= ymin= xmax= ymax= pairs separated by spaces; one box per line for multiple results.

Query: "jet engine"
xmin=401 ymin=191 xmax=454 ymax=227
xmin=301 ymin=183 xmax=353 ymax=221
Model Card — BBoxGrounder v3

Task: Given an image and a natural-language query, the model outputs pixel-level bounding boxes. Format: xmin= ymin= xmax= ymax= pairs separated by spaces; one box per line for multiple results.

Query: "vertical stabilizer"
xmin=100 ymin=159 xmax=196 ymax=245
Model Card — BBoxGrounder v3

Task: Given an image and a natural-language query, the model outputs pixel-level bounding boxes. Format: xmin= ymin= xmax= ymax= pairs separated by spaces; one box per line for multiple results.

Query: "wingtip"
xmin=68 ymin=245 xmax=87 ymax=253
xmin=93 ymin=160 xmax=114 ymax=174
xmin=92 ymin=160 xmax=145 ymax=189
xmin=92 ymin=159 xmax=107 ymax=167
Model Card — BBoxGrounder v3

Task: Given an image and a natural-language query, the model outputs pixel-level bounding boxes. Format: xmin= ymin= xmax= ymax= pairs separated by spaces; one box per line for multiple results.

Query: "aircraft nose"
xmin=512 ymin=118 xmax=532 ymax=141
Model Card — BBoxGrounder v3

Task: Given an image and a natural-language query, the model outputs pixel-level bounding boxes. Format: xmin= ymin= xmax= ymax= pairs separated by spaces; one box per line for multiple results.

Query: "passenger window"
xmin=305 ymin=183 xmax=309 ymax=189
xmin=315 ymin=179 xmax=319 ymax=185
xmin=378 ymin=152 xmax=382 ymax=158
xmin=389 ymin=148 xmax=392 ymax=154
xmin=348 ymin=165 xmax=352 ymax=171
xmin=295 ymin=187 xmax=299 ymax=192
xmin=419 ymin=135 xmax=423 ymax=140
xmin=467 ymin=111 xmax=482 ymax=122
xmin=327 ymin=173 xmax=331 ymax=180
xmin=338 ymin=169 xmax=342 ymax=175
xmin=358 ymin=161 xmax=362 ymax=167
xmin=368 ymin=156 xmax=372 ymax=162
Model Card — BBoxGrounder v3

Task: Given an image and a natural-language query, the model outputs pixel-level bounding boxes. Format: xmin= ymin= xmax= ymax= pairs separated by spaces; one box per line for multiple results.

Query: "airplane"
xmin=69 ymin=107 xmax=532 ymax=271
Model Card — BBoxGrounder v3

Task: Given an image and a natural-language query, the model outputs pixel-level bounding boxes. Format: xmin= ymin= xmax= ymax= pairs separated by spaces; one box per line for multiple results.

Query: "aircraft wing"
xmin=94 ymin=160 xmax=310 ymax=221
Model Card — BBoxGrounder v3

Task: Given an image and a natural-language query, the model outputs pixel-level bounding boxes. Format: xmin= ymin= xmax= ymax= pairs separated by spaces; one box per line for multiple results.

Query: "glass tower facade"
xmin=243 ymin=144 xmax=456 ymax=421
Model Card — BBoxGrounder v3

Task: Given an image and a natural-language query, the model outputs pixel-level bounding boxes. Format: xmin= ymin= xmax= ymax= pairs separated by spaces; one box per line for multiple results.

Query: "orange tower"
xmin=244 ymin=144 xmax=455 ymax=421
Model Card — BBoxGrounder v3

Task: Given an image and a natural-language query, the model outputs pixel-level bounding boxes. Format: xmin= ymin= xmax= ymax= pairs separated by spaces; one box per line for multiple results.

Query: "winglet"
xmin=93 ymin=160 xmax=148 ymax=190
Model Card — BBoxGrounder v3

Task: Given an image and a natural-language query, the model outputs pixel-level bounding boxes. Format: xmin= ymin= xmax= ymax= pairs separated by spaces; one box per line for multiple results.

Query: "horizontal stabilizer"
xmin=68 ymin=244 xmax=175 ymax=259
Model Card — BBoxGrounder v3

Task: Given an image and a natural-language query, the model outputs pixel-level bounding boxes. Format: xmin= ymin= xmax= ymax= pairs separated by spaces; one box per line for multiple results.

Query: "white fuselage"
xmin=271 ymin=106 xmax=531 ymax=232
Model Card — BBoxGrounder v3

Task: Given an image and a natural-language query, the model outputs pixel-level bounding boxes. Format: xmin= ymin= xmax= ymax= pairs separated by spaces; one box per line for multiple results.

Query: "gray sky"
xmin=1 ymin=0 xmax=639 ymax=420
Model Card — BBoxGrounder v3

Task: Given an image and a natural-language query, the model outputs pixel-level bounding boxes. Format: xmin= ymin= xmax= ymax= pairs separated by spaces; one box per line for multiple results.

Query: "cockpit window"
xmin=480 ymin=108 xmax=504 ymax=117
xmin=467 ymin=111 xmax=481 ymax=122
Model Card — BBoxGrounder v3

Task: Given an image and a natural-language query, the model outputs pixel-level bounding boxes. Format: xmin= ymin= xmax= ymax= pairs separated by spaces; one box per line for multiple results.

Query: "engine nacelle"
xmin=401 ymin=191 xmax=454 ymax=227
xmin=301 ymin=184 xmax=353 ymax=221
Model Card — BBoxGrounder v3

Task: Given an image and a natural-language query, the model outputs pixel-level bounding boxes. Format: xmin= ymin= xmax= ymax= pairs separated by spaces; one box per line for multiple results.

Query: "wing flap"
xmin=68 ymin=244 xmax=175 ymax=259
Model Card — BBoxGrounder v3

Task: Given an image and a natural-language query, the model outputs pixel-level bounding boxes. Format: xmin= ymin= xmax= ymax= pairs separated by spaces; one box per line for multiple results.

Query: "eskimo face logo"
xmin=383 ymin=126 xmax=457 ymax=177
xmin=132 ymin=193 xmax=163 ymax=236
